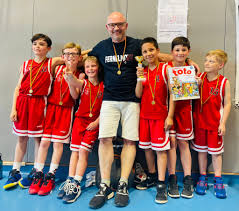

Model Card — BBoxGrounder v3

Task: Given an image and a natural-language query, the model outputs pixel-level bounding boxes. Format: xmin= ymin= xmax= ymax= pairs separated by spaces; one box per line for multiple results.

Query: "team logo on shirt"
xmin=156 ymin=75 xmax=160 ymax=82
xmin=41 ymin=67 xmax=48 ymax=72
xmin=85 ymin=88 xmax=89 ymax=95
xmin=57 ymin=75 xmax=62 ymax=82
xmin=98 ymin=91 xmax=103 ymax=98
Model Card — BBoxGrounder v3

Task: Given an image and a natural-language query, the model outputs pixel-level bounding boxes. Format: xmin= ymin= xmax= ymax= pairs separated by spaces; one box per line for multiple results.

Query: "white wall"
xmin=0 ymin=0 xmax=238 ymax=173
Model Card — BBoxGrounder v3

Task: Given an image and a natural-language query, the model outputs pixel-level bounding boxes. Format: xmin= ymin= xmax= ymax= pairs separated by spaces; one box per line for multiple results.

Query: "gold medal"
xmin=89 ymin=113 xmax=93 ymax=117
xmin=112 ymin=38 xmax=126 ymax=76
xmin=29 ymin=58 xmax=47 ymax=95
xmin=148 ymin=65 xmax=159 ymax=106
xmin=59 ymin=101 xmax=63 ymax=106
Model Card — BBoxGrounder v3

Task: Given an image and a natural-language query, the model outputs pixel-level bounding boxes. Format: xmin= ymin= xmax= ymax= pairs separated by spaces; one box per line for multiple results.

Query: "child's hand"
xmin=10 ymin=110 xmax=17 ymax=122
xmin=79 ymin=72 xmax=85 ymax=80
xmin=218 ymin=123 xmax=226 ymax=136
xmin=86 ymin=121 xmax=99 ymax=131
xmin=187 ymin=59 xmax=201 ymax=75
xmin=164 ymin=116 xmax=173 ymax=131
xmin=136 ymin=67 xmax=144 ymax=78
xmin=64 ymin=68 xmax=74 ymax=82
xmin=195 ymin=76 xmax=202 ymax=85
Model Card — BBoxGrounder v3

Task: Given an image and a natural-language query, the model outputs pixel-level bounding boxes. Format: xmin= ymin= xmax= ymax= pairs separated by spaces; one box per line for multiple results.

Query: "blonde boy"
xmin=192 ymin=50 xmax=231 ymax=199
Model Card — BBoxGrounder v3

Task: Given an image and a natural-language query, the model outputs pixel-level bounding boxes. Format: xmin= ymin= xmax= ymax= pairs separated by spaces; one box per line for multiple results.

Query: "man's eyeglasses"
xmin=107 ymin=22 xmax=126 ymax=29
xmin=63 ymin=52 xmax=79 ymax=57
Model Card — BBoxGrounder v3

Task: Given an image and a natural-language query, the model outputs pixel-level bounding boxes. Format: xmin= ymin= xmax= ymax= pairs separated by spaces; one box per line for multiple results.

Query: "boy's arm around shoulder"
xmin=158 ymin=52 xmax=173 ymax=63
xmin=165 ymin=66 xmax=175 ymax=130
xmin=51 ymin=57 xmax=64 ymax=74
xmin=10 ymin=65 xmax=24 ymax=122
xmin=218 ymin=80 xmax=231 ymax=136
xmin=51 ymin=49 xmax=91 ymax=72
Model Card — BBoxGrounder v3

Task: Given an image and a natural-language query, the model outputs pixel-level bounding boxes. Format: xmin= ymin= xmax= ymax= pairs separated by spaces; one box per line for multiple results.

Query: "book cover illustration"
xmin=168 ymin=65 xmax=200 ymax=101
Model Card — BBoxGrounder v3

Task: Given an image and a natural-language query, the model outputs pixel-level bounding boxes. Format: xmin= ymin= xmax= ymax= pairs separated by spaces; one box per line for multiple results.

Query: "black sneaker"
xmin=89 ymin=183 xmax=114 ymax=209
xmin=136 ymin=174 xmax=157 ymax=190
xmin=62 ymin=179 xmax=81 ymax=203
xmin=168 ymin=174 xmax=180 ymax=198
xmin=114 ymin=181 xmax=129 ymax=207
xmin=155 ymin=183 xmax=168 ymax=204
xmin=181 ymin=175 xmax=194 ymax=198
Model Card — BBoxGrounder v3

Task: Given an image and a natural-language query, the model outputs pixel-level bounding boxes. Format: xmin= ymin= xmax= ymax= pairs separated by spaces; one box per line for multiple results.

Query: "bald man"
xmin=89 ymin=12 xmax=141 ymax=208
xmin=88 ymin=12 xmax=197 ymax=209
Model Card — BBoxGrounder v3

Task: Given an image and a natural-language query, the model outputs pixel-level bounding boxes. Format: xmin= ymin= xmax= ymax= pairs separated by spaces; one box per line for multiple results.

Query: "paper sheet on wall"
xmin=157 ymin=0 xmax=188 ymax=43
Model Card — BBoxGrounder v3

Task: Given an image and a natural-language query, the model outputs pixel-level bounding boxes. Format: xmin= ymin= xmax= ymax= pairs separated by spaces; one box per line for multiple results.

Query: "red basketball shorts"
xmin=139 ymin=118 xmax=170 ymax=151
xmin=169 ymin=109 xmax=194 ymax=140
xmin=13 ymin=94 xmax=46 ymax=137
xmin=191 ymin=128 xmax=224 ymax=154
xmin=70 ymin=117 xmax=99 ymax=152
xmin=42 ymin=103 xmax=74 ymax=143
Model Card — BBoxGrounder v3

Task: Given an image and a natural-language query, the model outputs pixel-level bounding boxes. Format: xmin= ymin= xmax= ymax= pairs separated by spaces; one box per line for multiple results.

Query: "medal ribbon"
xmin=200 ymin=73 xmax=219 ymax=111
xmin=112 ymin=38 xmax=127 ymax=74
xmin=89 ymin=81 xmax=101 ymax=116
xmin=29 ymin=57 xmax=47 ymax=91
xmin=59 ymin=67 xmax=70 ymax=105
xmin=147 ymin=65 xmax=159 ymax=103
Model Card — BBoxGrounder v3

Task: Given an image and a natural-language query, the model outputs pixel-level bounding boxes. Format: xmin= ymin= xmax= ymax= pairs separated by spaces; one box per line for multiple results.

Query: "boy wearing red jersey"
xmin=57 ymin=56 xmax=104 ymax=203
xmin=135 ymin=37 xmax=175 ymax=204
xmin=192 ymin=50 xmax=231 ymax=199
xmin=167 ymin=37 xmax=195 ymax=199
xmin=28 ymin=42 xmax=84 ymax=196
xmin=4 ymin=34 xmax=64 ymax=190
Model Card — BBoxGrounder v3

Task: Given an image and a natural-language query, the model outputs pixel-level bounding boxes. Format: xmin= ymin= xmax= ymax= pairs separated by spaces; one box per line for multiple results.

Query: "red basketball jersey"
xmin=75 ymin=80 xmax=104 ymax=120
xmin=19 ymin=58 xmax=52 ymax=96
xmin=193 ymin=72 xmax=227 ymax=130
xmin=47 ymin=65 xmax=80 ymax=107
xmin=140 ymin=63 xmax=168 ymax=120
xmin=167 ymin=61 xmax=191 ymax=112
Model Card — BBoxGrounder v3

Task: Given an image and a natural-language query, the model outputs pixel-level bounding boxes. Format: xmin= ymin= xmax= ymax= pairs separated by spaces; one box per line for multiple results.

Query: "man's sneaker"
xmin=195 ymin=175 xmax=208 ymax=195
xmin=155 ymin=183 xmax=168 ymax=204
xmin=3 ymin=169 xmax=21 ymax=190
xmin=29 ymin=171 xmax=44 ymax=195
xmin=38 ymin=172 xmax=55 ymax=196
xmin=18 ymin=168 xmax=37 ymax=188
xmin=114 ymin=181 xmax=129 ymax=207
xmin=62 ymin=179 xmax=81 ymax=203
xmin=136 ymin=174 xmax=157 ymax=190
xmin=168 ymin=174 xmax=180 ymax=198
xmin=214 ymin=177 xmax=227 ymax=199
xmin=57 ymin=177 xmax=73 ymax=199
xmin=181 ymin=175 xmax=194 ymax=198
xmin=89 ymin=183 xmax=114 ymax=209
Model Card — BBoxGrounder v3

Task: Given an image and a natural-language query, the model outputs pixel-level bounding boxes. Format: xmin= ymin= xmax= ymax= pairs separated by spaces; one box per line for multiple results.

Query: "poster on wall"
xmin=157 ymin=0 xmax=188 ymax=43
